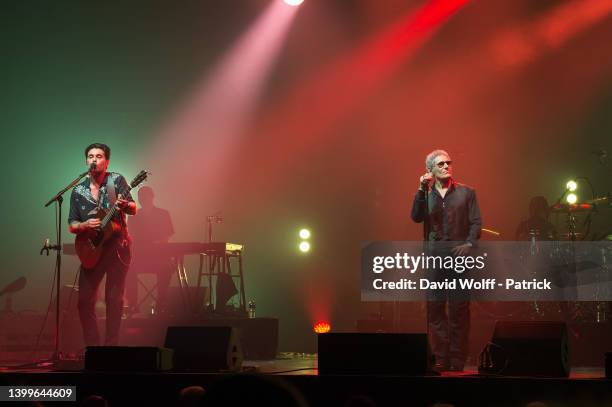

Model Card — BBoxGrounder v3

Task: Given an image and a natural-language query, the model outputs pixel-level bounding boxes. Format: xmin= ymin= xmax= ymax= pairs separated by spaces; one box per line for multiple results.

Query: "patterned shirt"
xmin=68 ymin=172 xmax=134 ymax=236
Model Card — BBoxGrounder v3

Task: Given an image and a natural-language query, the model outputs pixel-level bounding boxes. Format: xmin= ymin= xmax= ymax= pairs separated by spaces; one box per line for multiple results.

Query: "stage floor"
xmin=1 ymin=355 xmax=610 ymax=406
xmin=2 ymin=353 xmax=606 ymax=378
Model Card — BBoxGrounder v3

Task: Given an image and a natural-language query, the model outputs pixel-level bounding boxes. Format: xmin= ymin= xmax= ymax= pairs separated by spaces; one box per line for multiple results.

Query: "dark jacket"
xmin=411 ymin=180 xmax=482 ymax=244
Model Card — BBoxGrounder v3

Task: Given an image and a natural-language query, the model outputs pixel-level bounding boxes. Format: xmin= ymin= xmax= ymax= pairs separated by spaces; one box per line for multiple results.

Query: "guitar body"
xmin=75 ymin=208 xmax=121 ymax=269
xmin=73 ymin=169 xmax=149 ymax=269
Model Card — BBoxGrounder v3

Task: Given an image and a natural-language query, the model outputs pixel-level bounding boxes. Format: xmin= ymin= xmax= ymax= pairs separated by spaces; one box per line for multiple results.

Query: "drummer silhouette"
xmin=515 ymin=196 xmax=557 ymax=241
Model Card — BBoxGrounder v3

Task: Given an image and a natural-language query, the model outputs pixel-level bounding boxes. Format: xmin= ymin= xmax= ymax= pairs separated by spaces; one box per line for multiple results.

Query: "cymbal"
xmin=585 ymin=194 xmax=611 ymax=205
xmin=550 ymin=203 xmax=594 ymax=213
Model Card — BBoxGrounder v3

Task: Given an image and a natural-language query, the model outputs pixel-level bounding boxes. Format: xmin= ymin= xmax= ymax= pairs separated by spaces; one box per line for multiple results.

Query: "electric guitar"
xmin=74 ymin=170 xmax=149 ymax=269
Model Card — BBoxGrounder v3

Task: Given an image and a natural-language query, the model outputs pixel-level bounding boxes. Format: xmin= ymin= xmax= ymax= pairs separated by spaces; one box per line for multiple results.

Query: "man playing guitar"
xmin=68 ymin=143 xmax=137 ymax=346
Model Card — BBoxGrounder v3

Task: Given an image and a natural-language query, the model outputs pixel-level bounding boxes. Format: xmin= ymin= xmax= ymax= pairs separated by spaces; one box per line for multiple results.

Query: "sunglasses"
xmin=435 ymin=160 xmax=452 ymax=168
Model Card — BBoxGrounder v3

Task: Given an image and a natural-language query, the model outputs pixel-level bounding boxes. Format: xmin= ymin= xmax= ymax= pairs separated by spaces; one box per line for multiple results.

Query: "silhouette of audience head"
xmin=345 ymin=393 xmax=378 ymax=406
xmin=177 ymin=385 xmax=206 ymax=406
xmin=81 ymin=394 xmax=109 ymax=407
xmin=202 ymin=373 xmax=308 ymax=406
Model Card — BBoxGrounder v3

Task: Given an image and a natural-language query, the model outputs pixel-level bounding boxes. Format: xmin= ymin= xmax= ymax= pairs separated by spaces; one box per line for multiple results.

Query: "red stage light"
xmin=313 ymin=321 xmax=331 ymax=333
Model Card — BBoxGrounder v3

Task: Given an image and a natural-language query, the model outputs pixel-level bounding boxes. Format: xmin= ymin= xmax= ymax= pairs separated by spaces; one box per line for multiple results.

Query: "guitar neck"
xmin=100 ymin=184 xmax=133 ymax=228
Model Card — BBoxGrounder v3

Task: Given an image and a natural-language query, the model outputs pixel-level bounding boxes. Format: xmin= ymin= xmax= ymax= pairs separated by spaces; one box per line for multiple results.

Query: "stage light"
xmin=299 ymin=228 xmax=311 ymax=239
xmin=314 ymin=321 xmax=331 ymax=333
xmin=283 ymin=0 xmax=304 ymax=6
xmin=566 ymin=180 xmax=577 ymax=192
xmin=566 ymin=193 xmax=578 ymax=204
xmin=299 ymin=241 xmax=311 ymax=253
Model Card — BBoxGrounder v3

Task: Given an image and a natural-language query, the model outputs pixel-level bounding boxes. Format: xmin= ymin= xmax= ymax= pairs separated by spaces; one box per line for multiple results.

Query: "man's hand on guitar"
xmin=81 ymin=218 xmax=101 ymax=232
xmin=116 ymin=194 xmax=129 ymax=211
xmin=116 ymin=194 xmax=136 ymax=215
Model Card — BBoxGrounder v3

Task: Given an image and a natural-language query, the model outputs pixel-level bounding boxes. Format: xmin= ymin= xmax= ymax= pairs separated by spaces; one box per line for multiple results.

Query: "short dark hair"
xmin=84 ymin=143 xmax=111 ymax=160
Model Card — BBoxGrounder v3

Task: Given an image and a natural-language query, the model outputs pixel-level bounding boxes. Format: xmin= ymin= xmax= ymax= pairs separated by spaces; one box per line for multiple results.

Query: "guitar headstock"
xmin=130 ymin=170 xmax=150 ymax=189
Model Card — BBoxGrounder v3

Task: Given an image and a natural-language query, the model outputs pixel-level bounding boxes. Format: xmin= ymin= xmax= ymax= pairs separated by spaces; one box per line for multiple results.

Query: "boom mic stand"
xmin=422 ymin=184 xmax=433 ymax=369
xmin=40 ymin=167 xmax=91 ymax=365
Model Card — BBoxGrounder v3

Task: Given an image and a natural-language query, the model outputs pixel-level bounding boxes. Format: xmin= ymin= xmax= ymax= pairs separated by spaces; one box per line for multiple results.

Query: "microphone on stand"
xmin=591 ymin=149 xmax=608 ymax=166
xmin=40 ymin=238 xmax=51 ymax=256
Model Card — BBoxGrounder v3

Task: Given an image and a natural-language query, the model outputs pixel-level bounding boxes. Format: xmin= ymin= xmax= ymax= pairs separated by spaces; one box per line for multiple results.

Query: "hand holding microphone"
xmin=419 ymin=172 xmax=433 ymax=191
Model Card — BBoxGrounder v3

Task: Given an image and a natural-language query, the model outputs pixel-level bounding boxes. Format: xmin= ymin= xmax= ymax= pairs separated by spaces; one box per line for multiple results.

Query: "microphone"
xmin=89 ymin=162 xmax=97 ymax=172
xmin=40 ymin=238 xmax=50 ymax=256
xmin=207 ymin=215 xmax=224 ymax=223
xmin=591 ymin=149 xmax=608 ymax=165
xmin=420 ymin=173 xmax=433 ymax=191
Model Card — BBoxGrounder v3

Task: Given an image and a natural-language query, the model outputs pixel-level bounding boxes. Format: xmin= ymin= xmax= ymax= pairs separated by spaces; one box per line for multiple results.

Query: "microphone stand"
xmin=207 ymin=214 xmax=223 ymax=313
xmin=41 ymin=168 xmax=90 ymax=365
xmin=422 ymin=184 xmax=434 ymax=371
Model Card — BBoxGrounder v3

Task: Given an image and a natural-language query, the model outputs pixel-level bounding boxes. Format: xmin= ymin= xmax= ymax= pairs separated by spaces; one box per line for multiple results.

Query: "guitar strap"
xmin=106 ymin=174 xmax=132 ymax=265
xmin=106 ymin=174 xmax=126 ymax=230
xmin=106 ymin=174 xmax=117 ymax=208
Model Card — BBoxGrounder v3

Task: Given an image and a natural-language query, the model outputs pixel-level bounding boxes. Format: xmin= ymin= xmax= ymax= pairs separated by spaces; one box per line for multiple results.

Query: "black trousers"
xmin=427 ymin=300 xmax=470 ymax=366
xmin=78 ymin=240 xmax=130 ymax=346
xmin=426 ymin=246 xmax=471 ymax=367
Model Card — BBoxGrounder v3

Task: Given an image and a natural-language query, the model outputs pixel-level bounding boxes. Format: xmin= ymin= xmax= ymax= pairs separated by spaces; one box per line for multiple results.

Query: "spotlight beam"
xmin=230 ymin=0 xmax=469 ymax=202
xmin=492 ymin=0 xmax=612 ymax=67
xmin=148 ymin=1 xmax=300 ymax=210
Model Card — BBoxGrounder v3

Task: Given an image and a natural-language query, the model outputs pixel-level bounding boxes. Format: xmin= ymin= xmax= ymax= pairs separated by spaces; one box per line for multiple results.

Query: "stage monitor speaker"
xmin=84 ymin=346 xmax=173 ymax=371
xmin=479 ymin=321 xmax=569 ymax=377
xmin=318 ymin=332 xmax=431 ymax=375
xmin=164 ymin=326 xmax=243 ymax=372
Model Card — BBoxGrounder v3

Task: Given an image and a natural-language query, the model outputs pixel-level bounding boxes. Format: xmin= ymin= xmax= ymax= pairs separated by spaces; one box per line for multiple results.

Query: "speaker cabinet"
xmin=192 ymin=318 xmax=278 ymax=360
xmin=164 ymin=326 xmax=243 ymax=371
xmin=479 ymin=321 xmax=569 ymax=377
xmin=318 ymin=333 xmax=431 ymax=375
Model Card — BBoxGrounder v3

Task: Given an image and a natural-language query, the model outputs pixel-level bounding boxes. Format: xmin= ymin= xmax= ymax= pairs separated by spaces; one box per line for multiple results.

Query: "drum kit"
xmin=547 ymin=193 xmax=612 ymax=322
xmin=477 ymin=193 xmax=612 ymax=323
